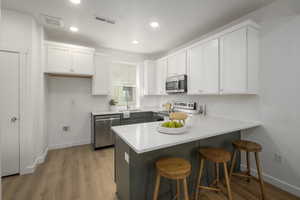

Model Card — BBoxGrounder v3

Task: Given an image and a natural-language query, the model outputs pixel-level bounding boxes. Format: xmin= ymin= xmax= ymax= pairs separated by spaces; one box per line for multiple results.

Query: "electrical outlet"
xmin=274 ymin=153 xmax=283 ymax=164
xmin=124 ymin=152 xmax=129 ymax=164
xmin=62 ymin=126 xmax=70 ymax=132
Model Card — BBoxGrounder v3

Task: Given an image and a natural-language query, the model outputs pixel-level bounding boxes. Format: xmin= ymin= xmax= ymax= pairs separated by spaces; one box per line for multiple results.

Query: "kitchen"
xmin=1 ymin=0 xmax=300 ymax=200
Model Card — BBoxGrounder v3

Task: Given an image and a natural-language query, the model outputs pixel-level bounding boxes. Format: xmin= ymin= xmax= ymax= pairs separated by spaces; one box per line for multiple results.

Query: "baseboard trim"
xmin=241 ymin=164 xmax=300 ymax=197
xmin=21 ymin=147 xmax=48 ymax=175
xmin=36 ymin=147 xmax=48 ymax=164
xmin=48 ymin=140 xmax=91 ymax=150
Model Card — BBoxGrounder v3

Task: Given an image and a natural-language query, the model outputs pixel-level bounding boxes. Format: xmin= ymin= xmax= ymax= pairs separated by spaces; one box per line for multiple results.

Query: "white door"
xmin=0 ymin=51 xmax=20 ymax=176
xmin=45 ymin=45 xmax=71 ymax=73
xmin=220 ymin=28 xmax=247 ymax=93
xmin=72 ymin=50 xmax=94 ymax=75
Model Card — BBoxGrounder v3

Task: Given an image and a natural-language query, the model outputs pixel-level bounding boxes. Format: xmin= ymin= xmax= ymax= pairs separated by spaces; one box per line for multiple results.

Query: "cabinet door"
xmin=168 ymin=51 xmax=187 ymax=76
xmin=188 ymin=44 xmax=203 ymax=94
xmin=72 ymin=50 xmax=94 ymax=75
xmin=188 ymin=39 xmax=219 ymax=94
xmin=220 ymin=28 xmax=247 ymax=93
xmin=143 ymin=61 xmax=157 ymax=95
xmin=202 ymin=39 xmax=219 ymax=93
xmin=92 ymin=54 xmax=110 ymax=95
xmin=156 ymin=59 xmax=168 ymax=95
xmin=46 ymin=45 xmax=71 ymax=73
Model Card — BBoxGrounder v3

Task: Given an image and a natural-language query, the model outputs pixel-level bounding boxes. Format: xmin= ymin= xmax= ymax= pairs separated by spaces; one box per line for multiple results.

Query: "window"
xmin=111 ymin=62 xmax=138 ymax=106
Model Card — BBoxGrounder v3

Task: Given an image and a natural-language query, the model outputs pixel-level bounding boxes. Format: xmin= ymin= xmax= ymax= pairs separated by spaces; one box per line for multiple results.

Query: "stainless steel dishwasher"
xmin=92 ymin=114 xmax=121 ymax=149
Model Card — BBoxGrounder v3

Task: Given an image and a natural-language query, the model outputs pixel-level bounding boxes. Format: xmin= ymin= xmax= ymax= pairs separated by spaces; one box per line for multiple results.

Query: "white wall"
xmin=47 ymin=77 xmax=108 ymax=149
xmin=0 ymin=9 xmax=46 ymax=174
xmin=242 ymin=0 xmax=300 ymax=196
xmin=46 ymin=49 xmax=147 ymax=149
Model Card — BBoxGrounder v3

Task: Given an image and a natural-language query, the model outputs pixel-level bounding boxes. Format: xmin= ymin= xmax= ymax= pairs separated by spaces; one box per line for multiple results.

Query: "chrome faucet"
xmin=198 ymin=104 xmax=207 ymax=116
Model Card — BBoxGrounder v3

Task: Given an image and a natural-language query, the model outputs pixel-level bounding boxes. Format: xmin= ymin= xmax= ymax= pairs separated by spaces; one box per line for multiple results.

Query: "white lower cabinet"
xmin=45 ymin=41 xmax=95 ymax=76
xmin=92 ymin=54 xmax=110 ymax=95
xmin=156 ymin=59 xmax=168 ymax=95
xmin=188 ymin=39 xmax=219 ymax=94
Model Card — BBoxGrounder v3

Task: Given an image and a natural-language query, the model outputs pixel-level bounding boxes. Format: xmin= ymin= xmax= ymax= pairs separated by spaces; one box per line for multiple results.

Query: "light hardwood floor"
xmin=2 ymin=145 xmax=300 ymax=200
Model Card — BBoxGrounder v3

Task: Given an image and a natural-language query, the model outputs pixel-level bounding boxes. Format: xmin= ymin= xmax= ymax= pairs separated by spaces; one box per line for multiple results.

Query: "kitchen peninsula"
xmin=112 ymin=116 xmax=261 ymax=200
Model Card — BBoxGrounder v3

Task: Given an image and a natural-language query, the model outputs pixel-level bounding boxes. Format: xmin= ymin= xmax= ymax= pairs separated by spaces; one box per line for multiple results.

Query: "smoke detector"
xmin=41 ymin=14 xmax=64 ymax=28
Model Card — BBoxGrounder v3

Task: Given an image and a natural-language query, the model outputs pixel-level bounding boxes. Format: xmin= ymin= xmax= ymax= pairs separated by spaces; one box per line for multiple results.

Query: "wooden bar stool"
xmin=153 ymin=157 xmax=191 ymax=200
xmin=229 ymin=140 xmax=266 ymax=200
xmin=195 ymin=148 xmax=233 ymax=200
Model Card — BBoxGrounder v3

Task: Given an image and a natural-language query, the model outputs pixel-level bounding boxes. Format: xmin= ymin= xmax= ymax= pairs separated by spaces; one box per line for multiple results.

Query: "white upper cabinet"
xmin=156 ymin=59 xmax=168 ymax=95
xmin=46 ymin=45 xmax=71 ymax=73
xmin=72 ymin=49 xmax=94 ymax=75
xmin=188 ymin=39 xmax=219 ymax=94
xmin=220 ymin=28 xmax=247 ymax=93
xmin=92 ymin=54 xmax=111 ymax=95
xmin=153 ymin=20 xmax=260 ymax=96
xmin=220 ymin=27 xmax=259 ymax=94
xmin=167 ymin=51 xmax=187 ymax=76
xmin=143 ymin=60 xmax=157 ymax=95
xmin=45 ymin=41 xmax=95 ymax=76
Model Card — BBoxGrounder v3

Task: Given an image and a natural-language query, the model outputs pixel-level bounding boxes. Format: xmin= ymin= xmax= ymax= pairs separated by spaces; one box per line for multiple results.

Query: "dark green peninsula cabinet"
xmin=112 ymin=116 xmax=260 ymax=200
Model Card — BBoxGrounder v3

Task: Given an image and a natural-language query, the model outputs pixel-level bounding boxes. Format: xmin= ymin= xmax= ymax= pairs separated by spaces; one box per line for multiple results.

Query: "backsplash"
xmin=142 ymin=94 xmax=260 ymax=122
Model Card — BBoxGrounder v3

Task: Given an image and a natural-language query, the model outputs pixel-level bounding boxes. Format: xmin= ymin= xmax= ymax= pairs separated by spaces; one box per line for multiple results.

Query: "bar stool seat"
xmin=200 ymin=148 xmax=231 ymax=163
xmin=156 ymin=157 xmax=191 ymax=179
xmin=233 ymin=140 xmax=262 ymax=152
xmin=153 ymin=157 xmax=191 ymax=200
xmin=195 ymin=148 xmax=233 ymax=200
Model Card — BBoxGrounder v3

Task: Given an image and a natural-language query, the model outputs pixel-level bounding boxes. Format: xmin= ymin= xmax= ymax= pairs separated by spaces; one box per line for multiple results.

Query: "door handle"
xmin=11 ymin=117 xmax=18 ymax=122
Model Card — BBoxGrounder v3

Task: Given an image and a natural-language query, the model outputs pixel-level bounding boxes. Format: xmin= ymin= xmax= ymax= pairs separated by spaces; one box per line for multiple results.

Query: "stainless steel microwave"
xmin=166 ymin=75 xmax=187 ymax=93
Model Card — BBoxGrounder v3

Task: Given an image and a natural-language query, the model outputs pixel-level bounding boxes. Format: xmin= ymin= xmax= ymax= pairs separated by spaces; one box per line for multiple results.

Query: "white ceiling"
xmin=3 ymin=0 xmax=274 ymax=55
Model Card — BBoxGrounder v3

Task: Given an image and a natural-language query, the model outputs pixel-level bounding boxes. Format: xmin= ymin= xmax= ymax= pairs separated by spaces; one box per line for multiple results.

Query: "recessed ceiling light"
xmin=70 ymin=0 xmax=81 ymax=5
xmin=132 ymin=40 xmax=139 ymax=44
xmin=150 ymin=21 xmax=160 ymax=29
xmin=70 ymin=26 xmax=79 ymax=32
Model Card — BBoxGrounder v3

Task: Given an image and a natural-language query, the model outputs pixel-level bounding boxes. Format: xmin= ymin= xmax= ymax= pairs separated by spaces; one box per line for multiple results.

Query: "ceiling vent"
xmin=41 ymin=14 xmax=64 ymax=28
xmin=95 ymin=16 xmax=116 ymax=25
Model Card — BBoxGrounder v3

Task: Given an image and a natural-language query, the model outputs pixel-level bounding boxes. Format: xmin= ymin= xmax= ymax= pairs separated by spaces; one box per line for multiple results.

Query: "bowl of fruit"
xmin=157 ymin=121 xmax=188 ymax=135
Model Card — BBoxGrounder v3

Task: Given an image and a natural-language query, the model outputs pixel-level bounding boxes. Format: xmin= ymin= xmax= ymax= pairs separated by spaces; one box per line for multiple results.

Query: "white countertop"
xmin=112 ymin=116 xmax=261 ymax=154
